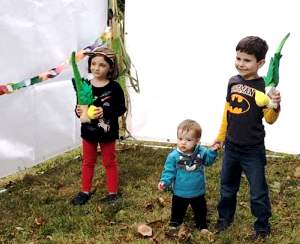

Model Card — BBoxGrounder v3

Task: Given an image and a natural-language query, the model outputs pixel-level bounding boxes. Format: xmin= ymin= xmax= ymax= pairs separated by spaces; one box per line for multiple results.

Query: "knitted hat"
xmin=85 ymin=47 xmax=119 ymax=80
xmin=85 ymin=47 xmax=116 ymax=65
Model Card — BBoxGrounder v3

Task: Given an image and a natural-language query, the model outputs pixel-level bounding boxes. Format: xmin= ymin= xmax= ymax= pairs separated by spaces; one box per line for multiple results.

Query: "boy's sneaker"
xmin=100 ymin=193 xmax=120 ymax=204
xmin=251 ymin=230 xmax=270 ymax=241
xmin=165 ymin=225 xmax=179 ymax=238
xmin=215 ymin=219 xmax=232 ymax=233
xmin=196 ymin=223 xmax=208 ymax=230
xmin=71 ymin=192 xmax=91 ymax=205
xmin=169 ymin=221 xmax=180 ymax=227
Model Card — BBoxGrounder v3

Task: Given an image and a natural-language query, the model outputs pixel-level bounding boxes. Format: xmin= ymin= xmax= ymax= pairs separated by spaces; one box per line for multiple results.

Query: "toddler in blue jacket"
xmin=158 ymin=119 xmax=218 ymax=230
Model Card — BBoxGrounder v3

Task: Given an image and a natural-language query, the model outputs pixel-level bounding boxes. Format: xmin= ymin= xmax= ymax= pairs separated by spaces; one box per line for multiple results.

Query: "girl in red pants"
xmin=71 ymin=47 xmax=126 ymax=205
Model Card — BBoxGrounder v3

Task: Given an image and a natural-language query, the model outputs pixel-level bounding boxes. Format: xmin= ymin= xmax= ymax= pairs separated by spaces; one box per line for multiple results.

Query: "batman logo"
xmin=228 ymin=94 xmax=250 ymax=114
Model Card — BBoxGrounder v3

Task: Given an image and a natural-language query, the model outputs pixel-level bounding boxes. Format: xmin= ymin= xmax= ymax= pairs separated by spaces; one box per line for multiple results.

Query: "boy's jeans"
xmin=217 ymin=140 xmax=271 ymax=232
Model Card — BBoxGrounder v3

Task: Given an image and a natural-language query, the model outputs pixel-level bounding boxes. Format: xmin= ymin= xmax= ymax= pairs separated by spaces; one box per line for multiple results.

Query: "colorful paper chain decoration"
xmin=0 ymin=35 xmax=105 ymax=96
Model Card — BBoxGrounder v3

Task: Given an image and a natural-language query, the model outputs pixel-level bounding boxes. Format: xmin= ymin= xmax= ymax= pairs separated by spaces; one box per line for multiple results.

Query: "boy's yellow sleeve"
xmin=216 ymin=102 xmax=229 ymax=142
xmin=263 ymin=107 xmax=280 ymax=124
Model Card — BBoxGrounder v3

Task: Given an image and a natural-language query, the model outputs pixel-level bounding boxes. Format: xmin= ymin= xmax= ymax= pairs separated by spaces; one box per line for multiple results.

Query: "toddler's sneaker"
xmin=71 ymin=192 xmax=91 ymax=205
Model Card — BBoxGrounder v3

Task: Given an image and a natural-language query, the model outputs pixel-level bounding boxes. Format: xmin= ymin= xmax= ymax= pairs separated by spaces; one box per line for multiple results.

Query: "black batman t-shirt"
xmin=226 ymin=75 xmax=265 ymax=145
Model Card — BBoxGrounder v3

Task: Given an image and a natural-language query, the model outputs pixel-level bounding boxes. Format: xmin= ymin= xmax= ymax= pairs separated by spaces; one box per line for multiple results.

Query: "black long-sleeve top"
xmin=74 ymin=79 xmax=126 ymax=143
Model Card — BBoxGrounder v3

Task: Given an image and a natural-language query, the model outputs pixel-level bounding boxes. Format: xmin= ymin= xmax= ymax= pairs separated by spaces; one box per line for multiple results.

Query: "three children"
xmin=71 ymin=36 xmax=282 ymax=240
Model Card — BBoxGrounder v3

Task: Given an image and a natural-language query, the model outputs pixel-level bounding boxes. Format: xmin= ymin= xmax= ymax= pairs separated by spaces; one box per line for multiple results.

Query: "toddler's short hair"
xmin=236 ymin=36 xmax=268 ymax=61
xmin=177 ymin=119 xmax=202 ymax=139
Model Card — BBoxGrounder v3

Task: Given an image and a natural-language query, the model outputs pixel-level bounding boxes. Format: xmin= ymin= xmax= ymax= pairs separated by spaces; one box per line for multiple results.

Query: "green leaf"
xmin=70 ymin=51 xmax=93 ymax=105
xmin=264 ymin=33 xmax=290 ymax=87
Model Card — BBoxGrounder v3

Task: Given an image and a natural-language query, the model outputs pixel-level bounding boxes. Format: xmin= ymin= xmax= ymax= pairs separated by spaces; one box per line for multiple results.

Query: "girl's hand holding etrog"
xmin=87 ymin=105 xmax=103 ymax=119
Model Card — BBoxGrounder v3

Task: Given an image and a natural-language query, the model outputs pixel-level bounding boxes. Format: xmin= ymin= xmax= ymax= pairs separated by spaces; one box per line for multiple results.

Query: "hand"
xmin=269 ymin=89 xmax=281 ymax=108
xmin=210 ymin=140 xmax=223 ymax=151
xmin=76 ymin=105 xmax=83 ymax=116
xmin=158 ymin=182 xmax=165 ymax=191
xmin=92 ymin=106 xmax=104 ymax=119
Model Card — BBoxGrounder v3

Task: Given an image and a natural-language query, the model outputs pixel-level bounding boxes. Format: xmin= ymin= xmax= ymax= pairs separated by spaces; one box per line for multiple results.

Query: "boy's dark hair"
xmin=236 ymin=36 xmax=268 ymax=61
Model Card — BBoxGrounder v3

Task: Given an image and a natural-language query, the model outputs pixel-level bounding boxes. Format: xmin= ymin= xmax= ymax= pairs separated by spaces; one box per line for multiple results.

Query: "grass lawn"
xmin=0 ymin=141 xmax=299 ymax=243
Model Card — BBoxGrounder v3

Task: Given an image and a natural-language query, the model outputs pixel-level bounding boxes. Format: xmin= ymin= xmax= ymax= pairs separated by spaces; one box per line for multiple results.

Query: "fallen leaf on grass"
xmin=270 ymin=181 xmax=281 ymax=193
xmin=145 ymin=202 xmax=154 ymax=211
xmin=178 ymin=225 xmax=191 ymax=241
xmin=15 ymin=226 xmax=24 ymax=231
xmin=119 ymin=224 xmax=128 ymax=231
xmin=0 ymin=188 xmax=7 ymax=194
xmin=34 ymin=217 xmax=44 ymax=226
xmin=96 ymin=205 xmax=102 ymax=213
xmin=157 ymin=197 xmax=165 ymax=207
xmin=150 ymin=228 xmax=164 ymax=243
xmin=200 ymin=229 xmax=214 ymax=242
xmin=137 ymin=223 xmax=153 ymax=237
xmin=294 ymin=167 xmax=300 ymax=178
xmin=147 ymin=219 xmax=164 ymax=225
xmin=46 ymin=235 xmax=53 ymax=240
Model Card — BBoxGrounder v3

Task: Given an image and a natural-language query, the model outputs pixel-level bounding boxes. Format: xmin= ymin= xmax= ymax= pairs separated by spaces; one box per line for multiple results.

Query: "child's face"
xmin=90 ymin=56 xmax=111 ymax=80
xmin=235 ymin=51 xmax=265 ymax=80
xmin=177 ymin=129 xmax=199 ymax=154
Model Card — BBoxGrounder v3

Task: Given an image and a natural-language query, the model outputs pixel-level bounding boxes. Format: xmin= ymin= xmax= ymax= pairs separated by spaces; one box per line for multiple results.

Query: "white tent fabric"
xmin=0 ymin=0 xmax=107 ymax=177
xmin=125 ymin=0 xmax=300 ymax=155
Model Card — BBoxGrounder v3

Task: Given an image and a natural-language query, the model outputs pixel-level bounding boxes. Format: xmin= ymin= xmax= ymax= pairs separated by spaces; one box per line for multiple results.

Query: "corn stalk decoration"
xmin=104 ymin=0 xmax=139 ymax=138
xmin=108 ymin=0 xmax=139 ymax=93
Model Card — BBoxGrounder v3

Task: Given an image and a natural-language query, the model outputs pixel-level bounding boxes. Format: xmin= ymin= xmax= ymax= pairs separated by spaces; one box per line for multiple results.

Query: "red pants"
xmin=81 ymin=139 xmax=118 ymax=193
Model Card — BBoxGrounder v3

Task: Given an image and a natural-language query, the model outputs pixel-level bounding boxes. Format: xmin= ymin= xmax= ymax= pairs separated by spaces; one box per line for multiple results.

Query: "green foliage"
xmin=109 ymin=0 xmax=140 ymax=93
xmin=0 ymin=143 xmax=299 ymax=243
xmin=117 ymin=0 xmax=125 ymax=13
xmin=79 ymin=81 xmax=94 ymax=105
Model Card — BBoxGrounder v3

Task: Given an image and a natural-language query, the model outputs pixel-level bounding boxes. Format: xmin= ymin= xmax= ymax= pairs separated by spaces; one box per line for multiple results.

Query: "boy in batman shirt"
xmin=213 ymin=36 xmax=281 ymax=240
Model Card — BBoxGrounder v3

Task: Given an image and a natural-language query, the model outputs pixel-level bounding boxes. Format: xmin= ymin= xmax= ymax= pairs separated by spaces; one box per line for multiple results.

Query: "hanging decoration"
xmin=0 ymin=1 xmax=140 ymax=97
xmin=0 ymin=36 xmax=103 ymax=96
